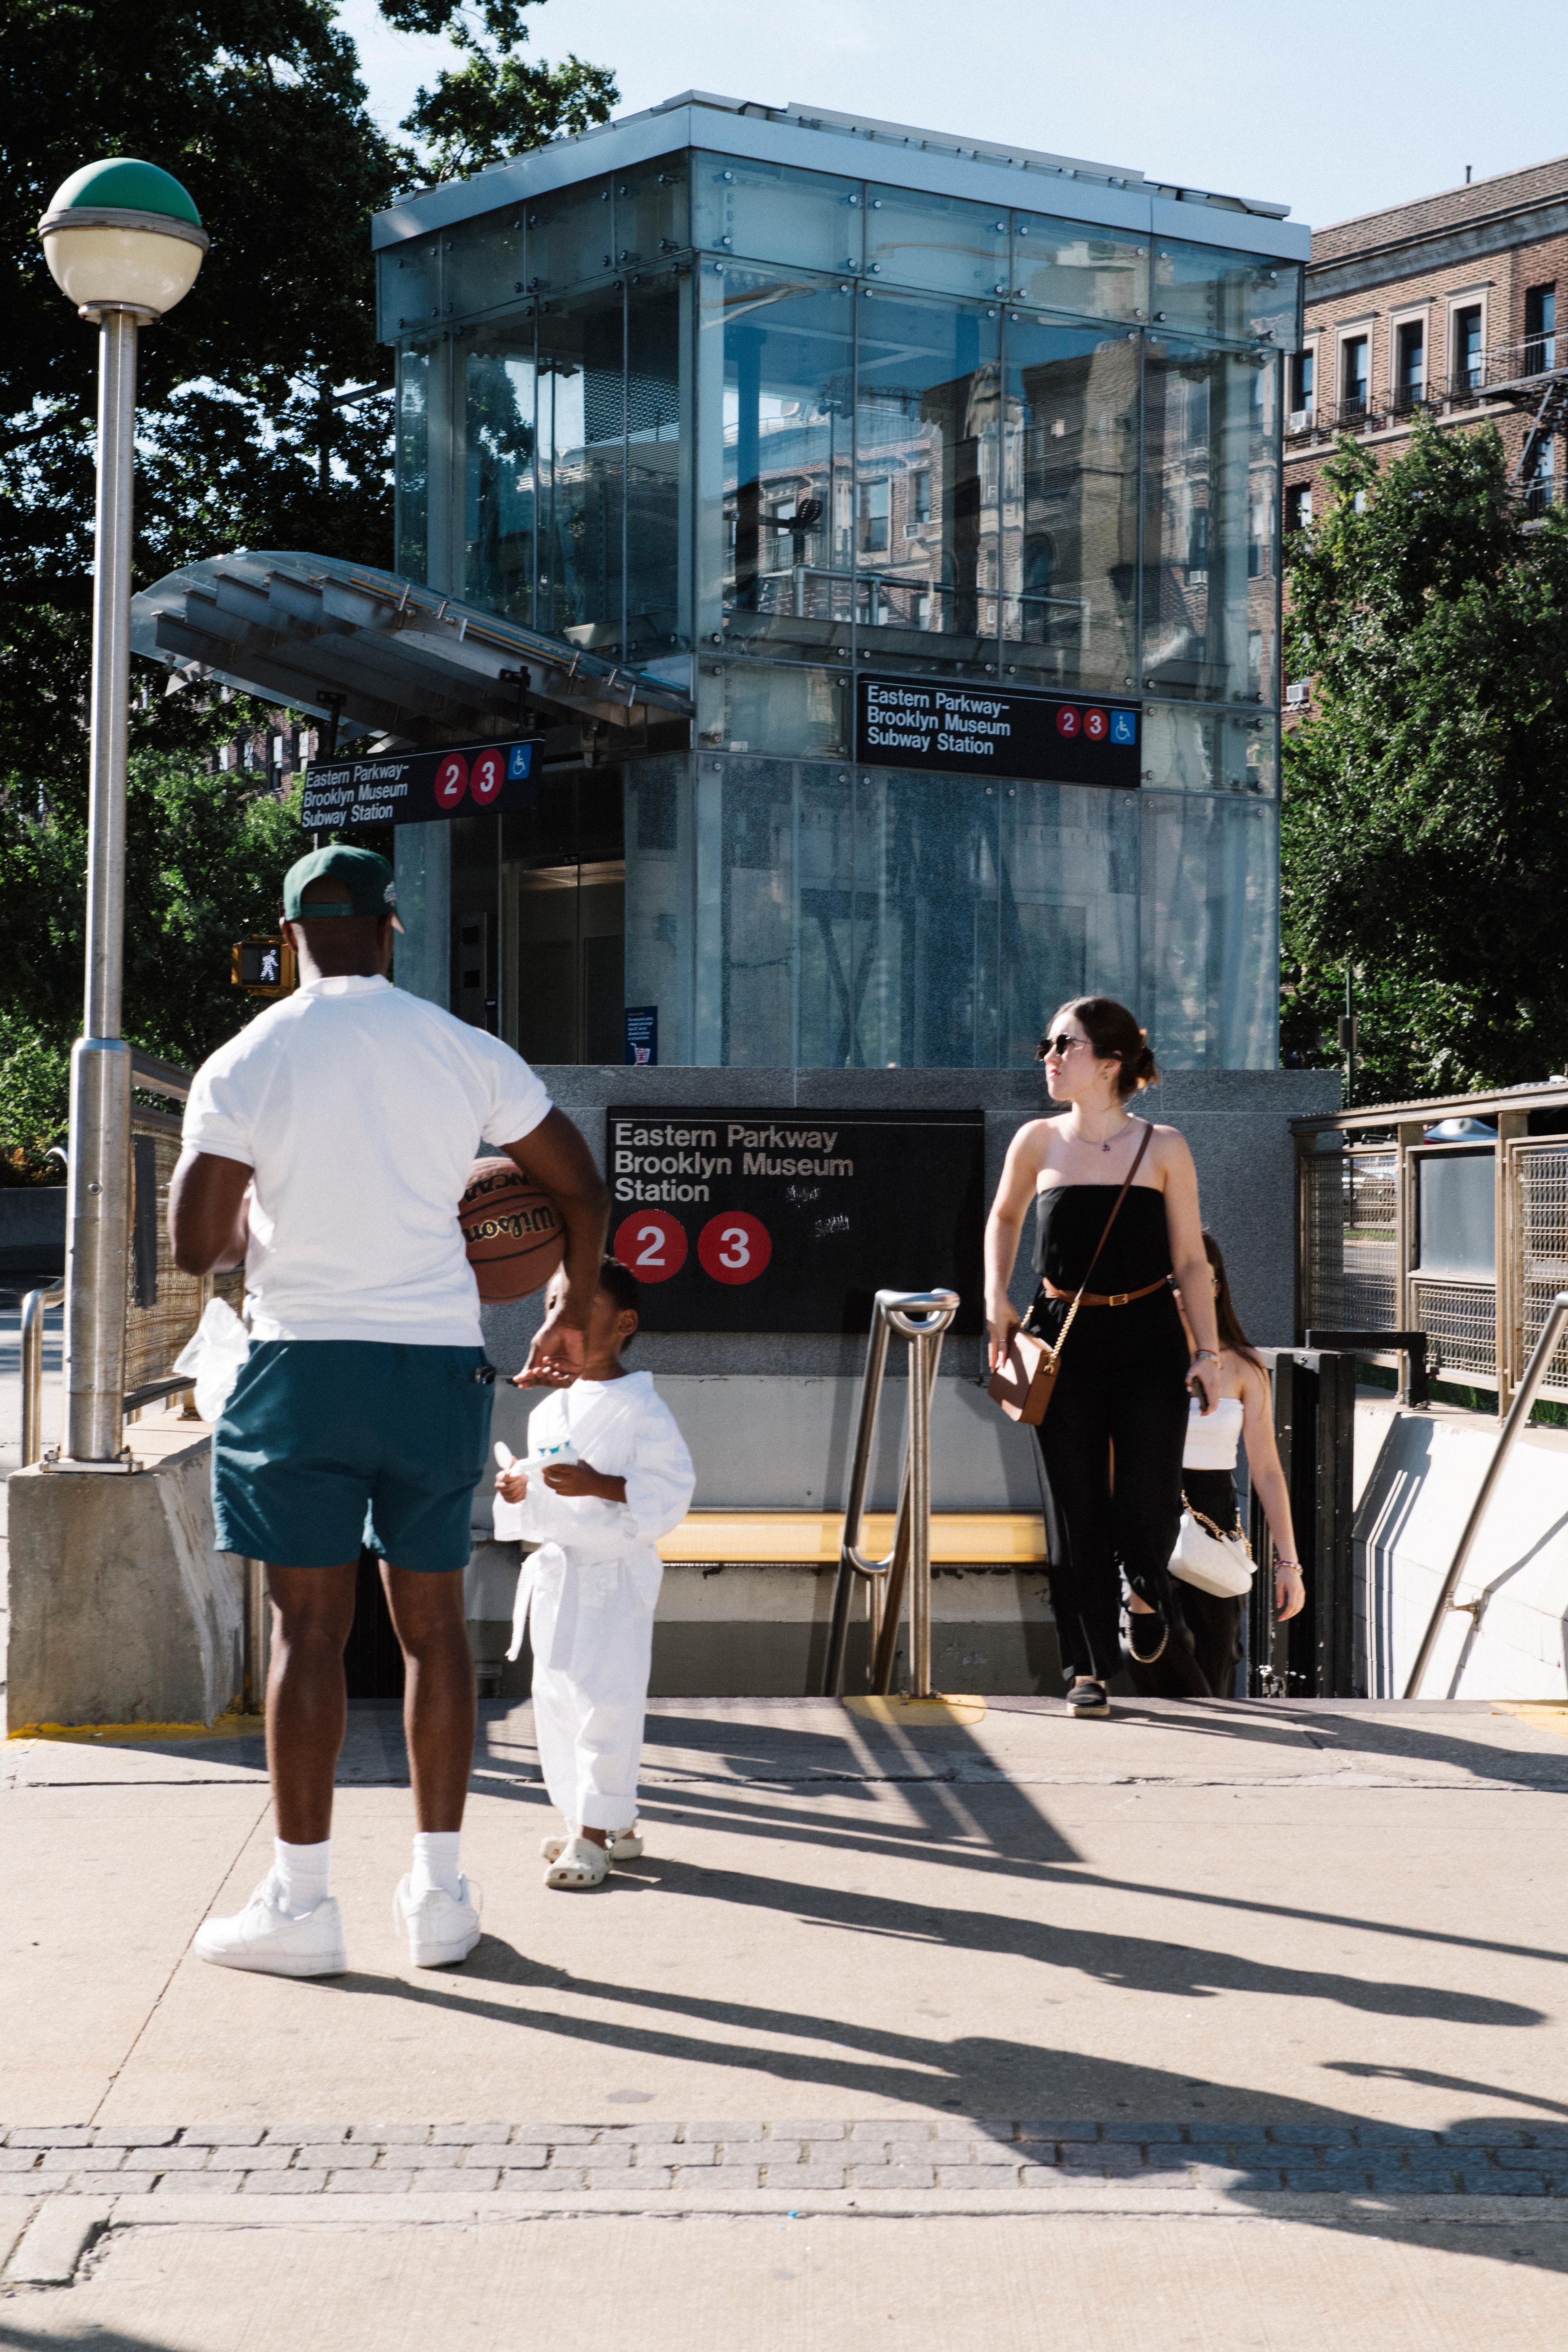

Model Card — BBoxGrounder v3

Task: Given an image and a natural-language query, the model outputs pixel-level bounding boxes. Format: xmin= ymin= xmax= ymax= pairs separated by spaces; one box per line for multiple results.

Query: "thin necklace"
xmin=1070 ymin=1112 xmax=1136 ymax=1154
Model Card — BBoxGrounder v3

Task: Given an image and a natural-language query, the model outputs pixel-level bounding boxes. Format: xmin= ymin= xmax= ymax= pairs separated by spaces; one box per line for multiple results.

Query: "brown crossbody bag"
xmin=987 ymin=1125 xmax=1155 ymax=1427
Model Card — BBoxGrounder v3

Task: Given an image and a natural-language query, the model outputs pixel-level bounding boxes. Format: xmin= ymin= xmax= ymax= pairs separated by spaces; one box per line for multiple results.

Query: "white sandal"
xmin=544 ymin=1834 xmax=609 ymax=1890
xmin=540 ymin=1822 xmax=643 ymax=1864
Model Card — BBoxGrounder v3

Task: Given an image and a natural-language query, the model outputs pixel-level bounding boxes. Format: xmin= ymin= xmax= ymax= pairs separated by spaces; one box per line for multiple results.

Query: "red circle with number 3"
xmin=697 ymin=1211 xmax=772 ymax=1285
xmin=1055 ymin=706 xmax=1080 ymax=737
xmin=434 ymin=753 xmax=469 ymax=809
xmin=470 ymin=748 xmax=505 ymax=806
xmin=612 ymin=1211 xmax=687 ymax=1283
xmin=1082 ymin=707 xmax=1108 ymax=740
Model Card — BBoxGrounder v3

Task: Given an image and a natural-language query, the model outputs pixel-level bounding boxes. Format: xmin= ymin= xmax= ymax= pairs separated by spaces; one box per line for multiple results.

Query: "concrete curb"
xmin=4 ymin=2197 xmax=112 ymax=2285
xmin=91 ymin=2188 xmax=1568 ymax=2227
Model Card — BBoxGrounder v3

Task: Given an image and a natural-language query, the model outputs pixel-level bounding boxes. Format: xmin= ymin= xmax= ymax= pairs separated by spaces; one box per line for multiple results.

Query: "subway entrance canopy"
xmin=129 ymin=548 xmax=695 ymax=749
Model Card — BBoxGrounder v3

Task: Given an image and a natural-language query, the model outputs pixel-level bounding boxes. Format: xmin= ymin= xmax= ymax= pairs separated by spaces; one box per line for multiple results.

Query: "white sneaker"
xmin=394 ymin=1874 xmax=483 ymax=1967
xmin=193 ymin=1876 xmax=347 ymax=1978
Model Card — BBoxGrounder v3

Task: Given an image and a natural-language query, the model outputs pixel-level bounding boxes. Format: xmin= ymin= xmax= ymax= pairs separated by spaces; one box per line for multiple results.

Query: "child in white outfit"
xmin=493 ymin=1257 xmax=694 ymax=1889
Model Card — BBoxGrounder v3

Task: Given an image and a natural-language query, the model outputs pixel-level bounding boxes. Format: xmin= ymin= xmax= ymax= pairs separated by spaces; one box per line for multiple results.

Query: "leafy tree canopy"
xmin=381 ymin=0 xmax=615 ymax=182
xmin=1282 ymin=418 xmax=1568 ymax=1101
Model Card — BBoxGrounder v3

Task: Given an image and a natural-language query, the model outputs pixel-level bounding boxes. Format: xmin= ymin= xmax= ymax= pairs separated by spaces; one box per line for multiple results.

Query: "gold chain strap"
xmin=1180 ymin=1492 xmax=1252 ymax=1558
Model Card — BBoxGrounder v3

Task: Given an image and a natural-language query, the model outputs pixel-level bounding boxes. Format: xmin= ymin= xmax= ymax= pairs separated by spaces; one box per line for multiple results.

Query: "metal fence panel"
xmin=124 ymin=1109 xmax=243 ymax=1395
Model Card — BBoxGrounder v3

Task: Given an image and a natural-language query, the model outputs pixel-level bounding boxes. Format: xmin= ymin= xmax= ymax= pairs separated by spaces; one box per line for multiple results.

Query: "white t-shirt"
xmin=183 ymin=975 xmax=552 ymax=1346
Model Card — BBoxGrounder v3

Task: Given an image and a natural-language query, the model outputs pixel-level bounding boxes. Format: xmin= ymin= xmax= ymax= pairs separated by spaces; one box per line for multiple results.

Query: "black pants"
xmin=1126 ymin=1470 xmax=1244 ymax=1700
xmin=1032 ymin=1287 xmax=1190 ymax=1685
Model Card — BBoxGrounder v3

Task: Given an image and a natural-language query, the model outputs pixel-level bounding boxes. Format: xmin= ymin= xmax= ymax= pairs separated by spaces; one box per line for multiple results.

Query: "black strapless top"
xmin=1032 ymin=1183 xmax=1173 ymax=1294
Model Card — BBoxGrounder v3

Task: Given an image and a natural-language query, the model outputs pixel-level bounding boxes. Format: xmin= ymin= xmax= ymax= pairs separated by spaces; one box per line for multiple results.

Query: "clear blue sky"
xmin=339 ymin=0 xmax=1568 ymax=233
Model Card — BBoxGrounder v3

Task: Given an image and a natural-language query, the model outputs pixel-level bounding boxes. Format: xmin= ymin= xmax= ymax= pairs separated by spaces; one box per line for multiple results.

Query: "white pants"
xmin=528 ymin=1550 xmax=657 ymax=1835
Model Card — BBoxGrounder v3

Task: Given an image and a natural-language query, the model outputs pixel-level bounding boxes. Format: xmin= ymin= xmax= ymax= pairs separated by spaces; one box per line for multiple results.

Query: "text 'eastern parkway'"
xmin=862 ymin=682 xmax=1011 ymax=757
xmin=610 ymin=1121 xmax=854 ymax=1203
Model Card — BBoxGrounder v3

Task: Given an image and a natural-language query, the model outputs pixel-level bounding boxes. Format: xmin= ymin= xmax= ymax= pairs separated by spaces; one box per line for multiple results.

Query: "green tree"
xmin=0 ymin=754 xmax=303 ymax=1181
xmin=1282 ymin=417 xmax=1568 ymax=1101
xmin=381 ymin=0 xmax=616 ymax=181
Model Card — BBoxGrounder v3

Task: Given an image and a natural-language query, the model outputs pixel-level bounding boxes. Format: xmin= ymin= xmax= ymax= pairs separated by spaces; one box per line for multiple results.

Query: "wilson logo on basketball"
xmin=458 ymin=1159 xmax=566 ymax=1301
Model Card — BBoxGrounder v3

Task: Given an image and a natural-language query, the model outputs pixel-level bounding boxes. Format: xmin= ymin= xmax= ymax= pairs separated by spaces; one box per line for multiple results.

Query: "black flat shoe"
xmin=1125 ymin=1611 xmax=1169 ymax=1665
xmin=1067 ymin=1680 xmax=1111 ymax=1717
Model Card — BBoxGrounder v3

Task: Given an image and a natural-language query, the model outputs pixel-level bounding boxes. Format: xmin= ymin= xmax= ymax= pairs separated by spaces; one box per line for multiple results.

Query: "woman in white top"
xmin=1125 ymin=1231 xmax=1306 ymax=1698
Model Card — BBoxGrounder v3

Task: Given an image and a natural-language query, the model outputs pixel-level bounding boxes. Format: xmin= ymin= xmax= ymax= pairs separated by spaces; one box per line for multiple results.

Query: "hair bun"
xmin=1129 ymin=1041 xmax=1159 ymax=1091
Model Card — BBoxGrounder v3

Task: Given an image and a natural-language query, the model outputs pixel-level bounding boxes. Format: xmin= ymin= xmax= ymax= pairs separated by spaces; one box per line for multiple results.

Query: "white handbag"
xmin=1169 ymin=1499 xmax=1255 ymax=1599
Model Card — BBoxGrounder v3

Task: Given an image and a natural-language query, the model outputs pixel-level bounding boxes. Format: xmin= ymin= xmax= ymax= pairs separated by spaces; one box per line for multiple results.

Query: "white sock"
xmin=411 ymin=1830 xmax=462 ymax=1901
xmin=273 ymin=1838 xmax=331 ymax=1915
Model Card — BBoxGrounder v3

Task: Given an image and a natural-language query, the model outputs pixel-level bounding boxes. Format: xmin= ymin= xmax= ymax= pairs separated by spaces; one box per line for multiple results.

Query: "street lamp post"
xmin=38 ymin=160 xmax=207 ymax=1463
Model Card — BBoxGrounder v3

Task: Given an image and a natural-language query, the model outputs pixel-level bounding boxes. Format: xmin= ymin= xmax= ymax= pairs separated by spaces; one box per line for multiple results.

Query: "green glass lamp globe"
xmin=38 ymin=157 xmax=209 ymax=317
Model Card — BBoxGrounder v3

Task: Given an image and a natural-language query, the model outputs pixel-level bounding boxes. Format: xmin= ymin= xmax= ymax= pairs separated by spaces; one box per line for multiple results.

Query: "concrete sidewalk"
xmin=5 ymin=1695 xmax=1568 ymax=2344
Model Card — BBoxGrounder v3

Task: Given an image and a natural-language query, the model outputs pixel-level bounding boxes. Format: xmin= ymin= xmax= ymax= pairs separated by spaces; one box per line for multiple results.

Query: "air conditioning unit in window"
xmin=1287 ymin=408 xmax=1314 ymax=432
xmin=1286 ymin=680 xmax=1310 ymax=707
xmin=904 ymin=521 xmax=926 ymax=538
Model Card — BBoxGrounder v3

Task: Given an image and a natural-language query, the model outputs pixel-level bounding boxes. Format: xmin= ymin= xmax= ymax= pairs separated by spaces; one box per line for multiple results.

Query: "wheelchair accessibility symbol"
xmin=1110 ymin=710 xmax=1138 ymax=746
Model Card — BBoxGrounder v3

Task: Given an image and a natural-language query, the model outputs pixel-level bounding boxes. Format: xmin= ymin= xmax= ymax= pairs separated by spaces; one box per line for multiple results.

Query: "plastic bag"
xmin=491 ymin=1438 xmax=578 ymax=1544
xmin=172 ymin=1298 xmax=251 ymax=1423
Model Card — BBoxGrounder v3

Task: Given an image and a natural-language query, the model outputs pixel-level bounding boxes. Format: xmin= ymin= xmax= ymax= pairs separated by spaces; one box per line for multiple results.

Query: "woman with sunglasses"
xmin=984 ymin=997 xmax=1222 ymax=1716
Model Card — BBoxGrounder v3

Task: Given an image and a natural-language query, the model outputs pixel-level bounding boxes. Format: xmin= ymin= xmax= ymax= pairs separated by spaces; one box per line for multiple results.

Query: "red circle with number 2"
xmin=434 ymin=753 xmax=469 ymax=809
xmin=697 ymin=1211 xmax=772 ymax=1285
xmin=612 ymin=1211 xmax=687 ymax=1283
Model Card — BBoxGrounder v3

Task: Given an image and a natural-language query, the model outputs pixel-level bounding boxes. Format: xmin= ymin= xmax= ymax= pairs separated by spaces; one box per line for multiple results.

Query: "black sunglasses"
xmin=1034 ymin=1032 xmax=1086 ymax=1061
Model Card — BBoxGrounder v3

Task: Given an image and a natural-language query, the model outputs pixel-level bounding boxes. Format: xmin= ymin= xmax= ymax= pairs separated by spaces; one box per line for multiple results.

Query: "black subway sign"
xmin=300 ymin=737 xmax=540 ymax=830
xmin=856 ymin=673 xmax=1140 ymax=787
xmin=606 ymin=1107 xmax=984 ymax=1334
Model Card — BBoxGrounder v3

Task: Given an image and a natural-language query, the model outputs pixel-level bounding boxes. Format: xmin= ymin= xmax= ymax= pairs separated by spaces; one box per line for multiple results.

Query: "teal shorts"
xmin=212 ymin=1341 xmax=494 ymax=1572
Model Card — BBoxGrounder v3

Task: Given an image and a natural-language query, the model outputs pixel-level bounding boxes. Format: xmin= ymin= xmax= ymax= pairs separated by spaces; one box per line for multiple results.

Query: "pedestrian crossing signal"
xmin=232 ymin=936 xmax=296 ymax=997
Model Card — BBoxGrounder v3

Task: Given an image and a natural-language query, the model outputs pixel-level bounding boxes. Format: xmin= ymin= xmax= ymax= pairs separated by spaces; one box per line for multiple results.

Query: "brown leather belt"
xmin=1041 ymin=1275 xmax=1170 ymax=1308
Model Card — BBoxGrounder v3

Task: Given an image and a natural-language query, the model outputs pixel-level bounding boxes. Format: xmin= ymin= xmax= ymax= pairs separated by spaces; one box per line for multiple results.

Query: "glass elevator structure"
xmin=374 ymin=94 xmax=1306 ymax=1068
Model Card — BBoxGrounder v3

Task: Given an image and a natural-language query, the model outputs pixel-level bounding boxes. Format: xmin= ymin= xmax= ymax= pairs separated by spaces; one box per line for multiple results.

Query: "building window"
xmin=1289 ymin=347 xmax=1315 ymax=420
xmin=858 ymin=475 xmax=890 ymax=554
xmin=1525 ymin=284 xmax=1557 ymax=376
xmin=1524 ymin=433 xmax=1556 ymax=518
xmin=908 ymin=468 xmax=931 ymax=528
xmin=1341 ymin=334 xmax=1369 ymax=420
xmin=1452 ymin=304 xmax=1484 ymax=395
xmin=1285 ymin=483 xmax=1313 ymax=534
xmin=1394 ymin=319 xmax=1425 ymax=411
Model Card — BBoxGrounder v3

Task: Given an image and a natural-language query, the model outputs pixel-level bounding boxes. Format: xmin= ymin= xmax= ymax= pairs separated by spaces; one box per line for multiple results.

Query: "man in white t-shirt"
xmin=169 ymin=843 xmax=608 ymax=1978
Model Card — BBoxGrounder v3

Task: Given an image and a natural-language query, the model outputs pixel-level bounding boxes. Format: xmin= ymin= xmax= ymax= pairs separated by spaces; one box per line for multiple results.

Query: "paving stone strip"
xmin=4 ymin=2123 xmax=1568 ymax=2199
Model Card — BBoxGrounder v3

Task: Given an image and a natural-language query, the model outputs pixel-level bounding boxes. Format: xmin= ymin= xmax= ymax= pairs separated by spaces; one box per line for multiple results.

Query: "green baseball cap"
xmin=282 ymin=844 xmax=404 ymax=931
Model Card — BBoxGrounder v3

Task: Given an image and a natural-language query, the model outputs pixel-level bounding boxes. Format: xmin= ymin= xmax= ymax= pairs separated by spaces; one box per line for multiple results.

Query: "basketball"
xmin=458 ymin=1158 xmax=566 ymax=1301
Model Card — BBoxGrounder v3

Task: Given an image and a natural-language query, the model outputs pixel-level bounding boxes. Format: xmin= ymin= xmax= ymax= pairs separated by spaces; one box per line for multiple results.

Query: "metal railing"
xmin=1294 ymin=1080 xmax=1568 ymax=1420
xmin=20 ymin=1281 xmax=65 ymax=1469
xmin=822 ymin=1287 xmax=959 ymax=1699
xmin=1404 ymin=1290 xmax=1568 ymax=1697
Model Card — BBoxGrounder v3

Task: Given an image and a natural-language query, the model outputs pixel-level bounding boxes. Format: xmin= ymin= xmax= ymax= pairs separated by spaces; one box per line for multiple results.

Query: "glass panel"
xmin=527 ymin=177 xmax=616 ymax=293
xmin=692 ymin=152 xmax=863 ymax=274
xmin=1140 ymin=706 xmax=1275 ymax=793
xmin=853 ymin=293 xmax=1001 ymax=667
xmin=716 ymin=661 xmax=849 ymax=758
xmin=999 ymin=315 xmax=1139 ymax=690
xmin=537 ymin=286 xmax=625 ymax=645
xmin=625 ymin=275 xmax=686 ymax=661
xmin=863 ymin=185 xmax=1010 ymax=299
xmin=445 ymin=211 xmax=528 ymax=320
xmin=999 ymin=781 xmax=1140 ymax=1065
xmin=1011 ymin=214 xmax=1148 ymax=323
xmin=1139 ymin=791 xmax=1277 ymax=1067
xmin=396 ymin=342 xmax=432 ymax=582
xmin=1142 ymin=339 xmax=1278 ymax=705
xmin=613 ymin=158 xmax=688 ymax=266
xmin=851 ymin=768 xmax=1000 ymax=1067
xmin=624 ymin=753 xmax=693 ymax=1064
xmin=1153 ymin=241 xmax=1301 ymax=349
xmin=721 ymin=758 xmax=795 ymax=1066
xmin=379 ymin=236 xmax=441 ymax=338
xmin=710 ymin=269 xmax=855 ymax=657
xmin=798 ymin=763 xmax=856 ymax=1067
xmin=462 ymin=320 xmax=536 ymax=626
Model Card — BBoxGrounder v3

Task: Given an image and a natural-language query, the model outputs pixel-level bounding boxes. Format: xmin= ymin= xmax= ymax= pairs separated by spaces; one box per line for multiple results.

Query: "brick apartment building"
xmin=1283 ymin=154 xmax=1568 ymax=702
